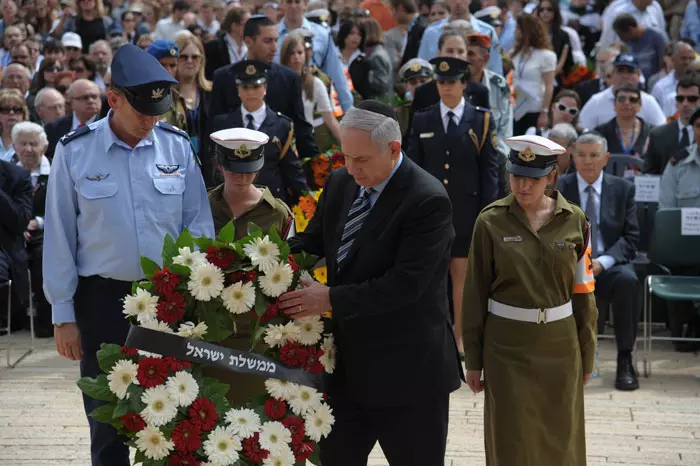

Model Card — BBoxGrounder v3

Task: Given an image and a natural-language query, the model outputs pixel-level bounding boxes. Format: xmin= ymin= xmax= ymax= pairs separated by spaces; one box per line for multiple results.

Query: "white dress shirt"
xmin=224 ymin=34 xmax=247 ymax=65
xmin=72 ymin=113 xmax=97 ymax=131
xmin=578 ymin=87 xmax=666 ymax=130
xmin=241 ymin=104 xmax=267 ymax=130
xmin=440 ymin=98 xmax=465 ymax=133
xmin=576 ymin=171 xmax=615 ymax=271
xmin=651 ymin=70 xmax=678 ymax=118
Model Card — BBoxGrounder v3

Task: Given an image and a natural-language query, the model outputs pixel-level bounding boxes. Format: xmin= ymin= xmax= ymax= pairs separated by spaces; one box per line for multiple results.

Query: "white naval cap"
xmin=504 ymin=135 xmax=566 ymax=178
xmin=211 ymin=128 xmax=270 ymax=174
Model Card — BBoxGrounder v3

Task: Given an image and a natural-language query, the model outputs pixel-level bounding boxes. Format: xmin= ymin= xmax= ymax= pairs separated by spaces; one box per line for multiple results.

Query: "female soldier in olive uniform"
xmin=462 ymin=135 xmax=597 ymax=466
xmin=206 ymin=127 xmax=292 ymax=403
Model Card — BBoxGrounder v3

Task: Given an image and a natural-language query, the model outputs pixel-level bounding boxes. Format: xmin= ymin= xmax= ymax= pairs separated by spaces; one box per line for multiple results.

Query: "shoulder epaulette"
xmin=276 ymin=111 xmax=292 ymax=123
xmin=156 ymin=120 xmax=189 ymax=139
xmin=58 ymin=125 xmax=92 ymax=146
xmin=475 ymin=106 xmax=489 ymax=112
xmin=490 ymin=73 xmax=507 ymax=88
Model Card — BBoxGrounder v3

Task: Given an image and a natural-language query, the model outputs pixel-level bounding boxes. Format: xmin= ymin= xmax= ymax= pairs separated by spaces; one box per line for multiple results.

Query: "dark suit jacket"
xmin=204 ymin=33 xmax=231 ymax=81
xmin=595 ymin=117 xmax=652 ymax=156
xmin=575 ymin=78 xmax=605 ymax=107
xmin=44 ymin=114 xmax=72 ymax=160
xmin=289 ymin=158 xmax=463 ymax=407
xmin=643 ymin=120 xmax=686 ymax=175
xmin=558 ymin=173 xmax=639 ymax=265
xmin=209 ymin=62 xmax=319 ymax=161
xmin=400 ymin=14 xmax=429 ymax=67
xmin=0 ymin=161 xmax=32 ymax=300
xmin=210 ymin=107 xmax=309 ymax=204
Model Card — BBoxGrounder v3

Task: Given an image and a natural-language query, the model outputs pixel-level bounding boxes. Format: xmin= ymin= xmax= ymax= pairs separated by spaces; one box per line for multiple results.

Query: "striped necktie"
xmin=337 ymin=188 xmax=373 ymax=265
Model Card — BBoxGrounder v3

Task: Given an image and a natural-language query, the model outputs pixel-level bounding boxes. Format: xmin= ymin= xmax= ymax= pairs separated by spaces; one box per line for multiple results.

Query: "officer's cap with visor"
xmin=211 ymin=128 xmax=270 ymax=173
xmin=147 ymin=39 xmax=180 ymax=60
xmin=233 ymin=60 xmax=271 ymax=85
xmin=290 ymin=28 xmax=314 ymax=50
xmin=430 ymin=56 xmax=469 ymax=81
xmin=474 ymin=6 xmax=503 ymax=28
xmin=110 ymin=44 xmax=178 ymax=116
xmin=504 ymin=135 xmax=566 ymax=178
xmin=399 ymin=58 xmax=433 ymax=82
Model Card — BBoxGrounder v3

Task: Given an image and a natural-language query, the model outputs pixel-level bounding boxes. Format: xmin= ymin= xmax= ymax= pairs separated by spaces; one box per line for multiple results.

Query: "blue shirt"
xmin=500 ymin=13 xmax=516 ymax=52
xmin=682 ymin=1 xmax=700 ymax=52
xmin=277 ymin=18 xmax=354 ymax=112
xmin=43 ymin=114 xmax=215 ymax=323
xmin=417 ymin=16 xmax=503 ymax=75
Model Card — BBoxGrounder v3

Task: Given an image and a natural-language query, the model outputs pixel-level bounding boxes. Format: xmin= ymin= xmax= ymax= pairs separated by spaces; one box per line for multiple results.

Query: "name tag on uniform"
xmin=503 ymin=236 xmax=522 ymax=243
xmin=419 ymin=132 xmax=434 ymax=139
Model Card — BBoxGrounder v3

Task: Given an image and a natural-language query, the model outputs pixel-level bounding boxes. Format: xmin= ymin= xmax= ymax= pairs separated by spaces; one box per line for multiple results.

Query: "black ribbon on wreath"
xmin=125 ymin=326 xmax=325 ymax=391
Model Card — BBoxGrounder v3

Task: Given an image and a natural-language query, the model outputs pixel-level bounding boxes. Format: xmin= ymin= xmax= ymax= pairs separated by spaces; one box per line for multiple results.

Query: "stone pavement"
xmin=0 ymin=334 xmax=699 ymax=466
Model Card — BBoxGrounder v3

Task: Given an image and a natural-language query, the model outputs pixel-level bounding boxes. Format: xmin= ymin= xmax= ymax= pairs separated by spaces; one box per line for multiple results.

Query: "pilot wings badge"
xmin=86 ymin=173 xmax=110 ymax=181
xmin=151 ymin=88 xmax=165 ymax=100
xmin=156 ymin=164 xmax=180 ymax=175
xmin=234 ymin=144 xmax=252 ymax=159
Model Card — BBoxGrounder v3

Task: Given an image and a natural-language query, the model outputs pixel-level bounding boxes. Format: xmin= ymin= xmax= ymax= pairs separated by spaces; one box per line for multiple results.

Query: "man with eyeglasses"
xmin=651 ymin=41 xmax=696 ymax=118
xmin=579 ymin=53 xmax=666 ymax=130
xmin=0 ymin=25 xmax=24 ymax=68
xmin=645 ymin=75 xmax=700 ymax=174
xmin=34 ymin=87 xmax=66 ymax=125
xmin=45 ymin=79 xmax=101 ymax=159
xmin=1 ymin=62 xmax=31 ymax=96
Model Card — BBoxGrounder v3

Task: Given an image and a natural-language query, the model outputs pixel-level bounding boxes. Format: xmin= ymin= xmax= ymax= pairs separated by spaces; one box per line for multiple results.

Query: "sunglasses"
xmin=537 ymin=7 xmax=554 ymax=12
xmin=616 ymin=95 xmax=640 ymax=104
xmin=556 ymin=102 xmax=579 ymax=117
xmin=45 ymin=66 xmax=63 ymax=72
xmin=0 ymin=106 xmax=23 ymax=114
xmin=675 ymin=95 xmax=700 ymax=103
xmin=178 ymin=54 xmax=201 ymax=62
xmin=71 ymin=67 xmax=86 ymax=72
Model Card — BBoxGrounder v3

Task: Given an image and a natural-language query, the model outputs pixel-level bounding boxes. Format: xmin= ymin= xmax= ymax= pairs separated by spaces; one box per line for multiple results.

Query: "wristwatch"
xmin=540 ymin=108 xmax=549 ymax=114
xmin=54 ymin=322 xmax=66 ymax=328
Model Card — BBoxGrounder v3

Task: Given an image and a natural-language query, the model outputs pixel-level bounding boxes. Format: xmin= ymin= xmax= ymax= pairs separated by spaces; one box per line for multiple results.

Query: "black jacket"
xmin=643 ymin=120 xmax=688 ymax=175
xmin=595 ymin=117 xmax=652 ymax=157
xmin=400 ymin=15 xmax=429 ymax=67
xmin=204 ymin=33 xmax=232 ymax=81
xmin=44 ymin=114 xmax=72 ymax=160
xmin=575 ymin=78 xmax=606 ymax=107
xmin=0 ymin=161 xmax=32 ymax=300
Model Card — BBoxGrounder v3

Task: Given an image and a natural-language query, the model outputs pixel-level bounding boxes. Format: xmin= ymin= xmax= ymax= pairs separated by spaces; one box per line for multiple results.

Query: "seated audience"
xmin=33 ymin=87 xmax=66 ymax=125
xmin=45 ymin=79 xmax=101 ymax=159
xmin=526 ymin=88 xmax=582 ymax=136
xmin=0 ymin=88 xmax=28 ymax=162
xmin=595 ymin=85 xmax=652 ymax=162
xmin=547 ymin=122 xmax=578 ymax=175
xmin=650 ymin=41 xmax=695 ymax=118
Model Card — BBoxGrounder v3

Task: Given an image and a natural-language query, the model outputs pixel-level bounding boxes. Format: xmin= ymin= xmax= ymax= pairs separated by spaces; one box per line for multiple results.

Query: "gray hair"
xmin=67 ymin=78 xmax=99 ymax=98
xmin=340 ymin=107 xmax=402 ymax=146
xmin=34 ymin=87 xmax=64 ymax=109
xmin=89 ymin=39 xmax=111 ymax=54
xmin=11 ymin=121 xmax=48 ymax=148
xmin=4 ymin=62 xmax=31 ymax=80
xmin=575 ymin=131 xmax=608 ymax=154
xmin=549 ymin=123 xmax=578 ymax=145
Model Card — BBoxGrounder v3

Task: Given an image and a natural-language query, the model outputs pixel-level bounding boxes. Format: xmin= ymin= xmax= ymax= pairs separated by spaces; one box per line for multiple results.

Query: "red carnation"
xmin=188 ymin=397 xmax=218 ymax=431
xmin=242 ymin=432 xmax=269 ymax=464
xmin=281 ymin=416 xmax=305 ymax=444
xmin=152 ymin=267 xmax=181 ymax=295
xmin=304 ymin=347 xmax=324 ymax=374
xmin=230 ymin=269 xmax=257 ymax=283
xmin=206 ymin=246 xmax=237 ymax=270
xmin=156 ymin=291 xmax=186 ymax=323
xmin=263 ymin=398 xmax=287 ymax=420
xmin=292 ymin=441 xmax=315 ymax=463
xmin=119 ymin=413 xmax=146 ymax=432
xmin=168 ymin=452 xmax=200 ymax=466
xmin=280 ymin=343 xmax=309 ymax=367
xmin=287 ymin=254 xmax=300 ymax=274
xmin=259 ymin=300 xmax=279 ymax=323
xmin=120 ymin=346 xmax=138 ymax=356
xmin=162 ymin=356 xmax=190 ymax=372
xmin=171 ymin=419 xmax=202 ymax=453
xmin=136 ymin=357 xmax=169 ymax=388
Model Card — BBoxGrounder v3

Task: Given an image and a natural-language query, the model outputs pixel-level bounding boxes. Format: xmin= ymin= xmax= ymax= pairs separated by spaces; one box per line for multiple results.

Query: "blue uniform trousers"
xmin=74 ymin=275 xmax=132 ymax=466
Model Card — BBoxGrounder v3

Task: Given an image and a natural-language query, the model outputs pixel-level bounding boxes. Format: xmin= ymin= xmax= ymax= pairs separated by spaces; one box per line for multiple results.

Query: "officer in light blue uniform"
xmin=42 ymin=44 xmax=215 ymax=466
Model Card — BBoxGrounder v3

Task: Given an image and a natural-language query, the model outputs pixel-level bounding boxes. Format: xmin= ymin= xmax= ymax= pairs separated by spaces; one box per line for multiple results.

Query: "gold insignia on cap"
xmin=518 ymin=147 xmax=536 ymax=163
xmin=410 ymin=63 xmax=422 ymax=72
xmin=320 ymin=14 xmax=328 ymax=21
xmin=246 ymin=65 xmax=256 ymax=75
xmin=234 ymin=144 xmax=252 ymax=159
xmin=490 ymin=10 xmax=499 ymax=18
xmin=151 ymin=87 xmax=165 ymax=100
xmin=170 ymin=47 xmax=176 ymax=56
xmin=439 ymin=61 xmax=450 ymax=72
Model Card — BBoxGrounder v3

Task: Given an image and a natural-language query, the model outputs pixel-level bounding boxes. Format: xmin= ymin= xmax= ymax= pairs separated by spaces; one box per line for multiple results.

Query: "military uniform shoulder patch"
xmin=59 ymin=125 xmax=92 ymax=146
xmin=275 ymin=111 xmax=292 ymax=123
xmin=490 ymin=129 xmax=499 ymax=149
xmin=156 ymin=120 xmax=189 ymax=139
xmin=474 ymin=106 xmax=489 ymax=113
xmin=490 ymin=73 xmax=507 ymax=88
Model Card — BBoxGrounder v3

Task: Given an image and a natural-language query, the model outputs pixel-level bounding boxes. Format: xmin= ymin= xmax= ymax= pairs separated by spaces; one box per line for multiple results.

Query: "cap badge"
xmin=518 ymin=147 xmax=536 ymax=163
xmin=169 ymin=47 xmax=176 ymax=56
xmin=234 ymin=144 xmax=252 ymax=159
xmin=410 ymin=63 xmax=421 ymax=72
xmin=151 ymin=87 xmax=165 ymax=100
xmin=246 ymin=65 xmax=256 ymax=75
xmin=439 ymin=61 xmax=450 ymax=72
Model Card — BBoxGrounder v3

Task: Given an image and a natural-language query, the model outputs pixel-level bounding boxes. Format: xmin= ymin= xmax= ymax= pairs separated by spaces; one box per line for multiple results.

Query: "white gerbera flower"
xmin=139 ymin=318 xmax=173 ymax=334
xmin=173 ymin=246 xmax=208 ymax=269
xmin=264 ymin=378 xmax=300 ymax=402
xmin=259 ymin=421 xmax=292 ymax=455
xmin=294 ymin=316 xmax=324 ymax=345
xmin=243 ymin=235 xmax=281 ymax=273
xmin=122 ymin=288 xmax=158 ymax=323
xmin=258 ymin=262 xmax=294 ymax=298
xmin=263 ymin=322 xmax=300 ymax=348
xmin=221 ymin=281 xmax=256 ymax=315
xmin=203 ymin=425 xmax=241 ymax=466
xmin=224 ymin=408 xmax=261 ymax=439
xmin=188 ymin=263 xmax=225 ymax=301
xmin=177 ymin=321 xmax=208 ymax=339
xmin=304 ymin=404 xmax=335 ymax=442
xmin=288 ymin=385 xmax=323 ymax=416
xmin=165 ymin=371 xmax=199 ymax=407
xmin=140 ymin=386 xmax=178 ymax=427
xmin=135 ymin=426 xmax=174 ymax=460
xmin=320 ymin=335 xmax=336 ymax=374
xmin=107 ymin=359 xmax=138 ymax=400
xmin=262 ymin=443 xmax=295 ymax=466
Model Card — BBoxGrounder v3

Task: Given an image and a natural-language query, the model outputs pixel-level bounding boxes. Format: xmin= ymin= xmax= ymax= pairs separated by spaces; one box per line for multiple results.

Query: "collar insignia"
xmin=234 ymin=144 xmax=252 ymax=159
xmin=518 ymin=147 xmax=536 ymax=162
xmin=152 ymin=87 xmax=165 ymax=100
xmin=156 ymin=164 xmax=180 ymax=174
xmin=246 ymin=65 xmax=256 ymax=75
xmin=439 ymin=61 xmax=449 ymax=72
xmin=86 ymin=173 xmax=109 ymax=181
xmin=410 ymin=63 xmax=421 ymax=72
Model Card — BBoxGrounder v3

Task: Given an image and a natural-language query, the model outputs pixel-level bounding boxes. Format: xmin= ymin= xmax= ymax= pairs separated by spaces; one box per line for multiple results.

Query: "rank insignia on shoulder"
xmin=59 ymin=125 xmax=92 ymax=146
xmin=419 ymin=132 xmax=434 ymax=138
xmin=86 ymin=173 xmax=110 ymax=181
xmin=156 ymin=164 xmax=180 ymax=175
xmin=475 ymin=106 xmax=488 ymax=112
xmin=503 ymin=236 xmax=522 ymax=242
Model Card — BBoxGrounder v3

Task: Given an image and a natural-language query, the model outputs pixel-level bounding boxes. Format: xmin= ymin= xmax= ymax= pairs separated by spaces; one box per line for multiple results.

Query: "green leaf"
xmin=89 ymin=404 xmax=116 ymax=424
xmin=128 ymin=384 xmax=145 ymax=413
xmin=175 ymin=229 xmax=195 ymax=250
xmin=218 ymin=221 xmax=235 ymax=244
xmin=112 ymin=398 xmax=132 ymax=418
xmin=97 ymin=343 xmax=127 ymax=374
xmin=269 ymin=226 xmax=290 ymax=260
xmin=170 ymin=263 xmax=192 ymax=277
xmin=247 ymin=222 xmax=263 ymax=237
xmin=308 ymin=445 xmax=322 ymax=465
xmin=194 ymin=234 xmax=213 ymax=252
xmin=250 ymin=322 xmax=266 ymax=351
xmin=200 ymin=377 xmax=231 ymax=399
xmin=162 ymin=234 xmax=178 ymax=266
xmin=140 ymin=256 xmax=160 ymax=279
xmin=198 ymin=303 xmax=233 ymax=342
xmin=77 ymin=375 xmax=116 ymax=402
xmin=134 ymin=448 xmax=146 ymax=464
xmin=254 ymin=292 xmax=268 ymax=318
xmin=293 ymin=252 xmax=320 ymax=270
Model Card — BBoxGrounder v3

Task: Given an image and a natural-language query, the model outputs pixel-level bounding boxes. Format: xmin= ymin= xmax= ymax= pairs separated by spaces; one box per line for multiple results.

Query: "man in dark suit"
xmin=280 ymin=100 xmax=462 ymax=465
xmin=204 ymin=6 xmax=249 ymax=80
xmin=209 ymin=16 xmax=319 ymax=160
xmin=559 ymin=132 xmax=641 ymax=391
xmin=644 ymin=76 xmax=700 ymax=174
xmin=0 ymin=160 xmax=32 ymax=334
xmin=392 ymin=0 xmax=429 ymax=67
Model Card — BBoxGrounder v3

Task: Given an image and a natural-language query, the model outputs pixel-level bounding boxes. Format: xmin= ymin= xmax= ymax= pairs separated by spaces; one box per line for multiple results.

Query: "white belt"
xmin=488 ymin=299 xmax=573 ymax=324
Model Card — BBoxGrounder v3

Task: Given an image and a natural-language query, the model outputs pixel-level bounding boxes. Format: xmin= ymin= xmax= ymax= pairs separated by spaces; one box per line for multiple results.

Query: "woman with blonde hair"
xmin=280 ymin=31 xmax=341 ymax=152
xmin=0 ymin=89 xmax=29 ymax=162
xmin=51 ymin=0 xmax=114 ymax=52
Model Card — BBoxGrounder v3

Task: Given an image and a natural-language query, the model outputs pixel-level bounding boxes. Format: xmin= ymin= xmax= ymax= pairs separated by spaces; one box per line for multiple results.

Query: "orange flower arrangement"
xmin=303 ymin=148 xmax=346 ymax=190
xmin=561 ymin=65 xmax=596 ymax=89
